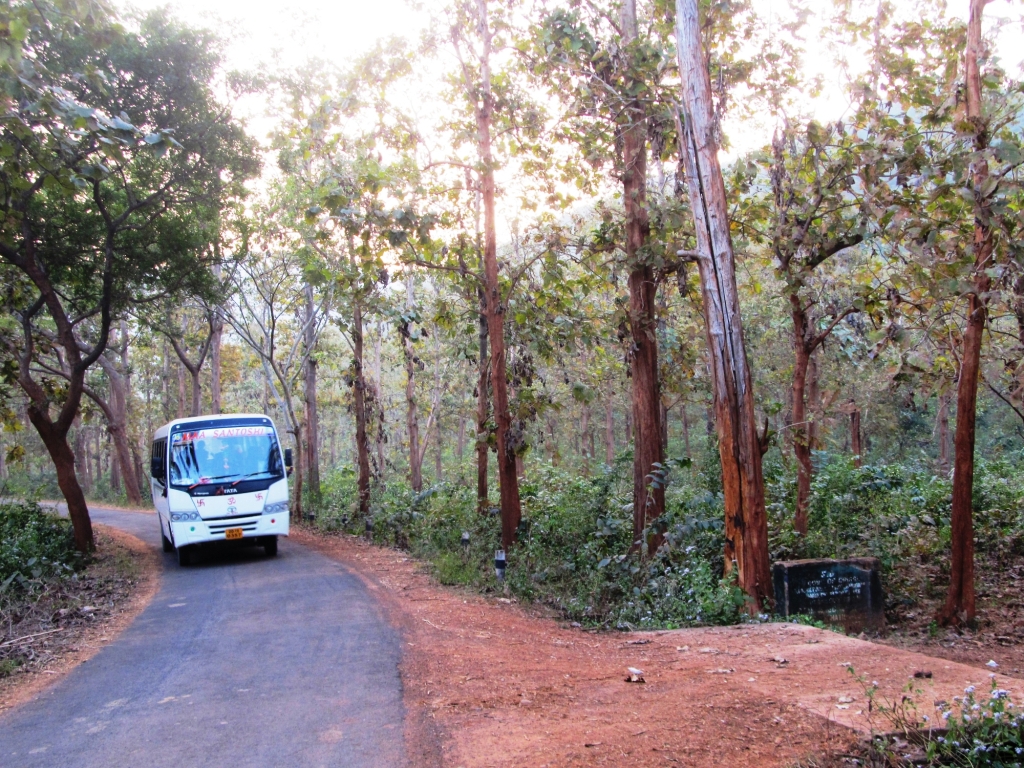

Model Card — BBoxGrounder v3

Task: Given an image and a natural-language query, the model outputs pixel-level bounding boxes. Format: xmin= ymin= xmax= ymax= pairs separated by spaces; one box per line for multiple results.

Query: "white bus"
xmin=149 ymin=414 xmax=291 ymax=566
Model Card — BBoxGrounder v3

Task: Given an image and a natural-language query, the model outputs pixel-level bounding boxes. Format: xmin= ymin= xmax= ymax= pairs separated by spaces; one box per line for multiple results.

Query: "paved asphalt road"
xmin=0 ymin=507 xmax=408 ymax=768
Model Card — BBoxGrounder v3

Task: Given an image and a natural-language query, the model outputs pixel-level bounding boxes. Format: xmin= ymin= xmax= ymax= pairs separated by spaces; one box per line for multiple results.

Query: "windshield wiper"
xmin=232 ymin=470 xmax=276 ymax=486
xmin=188 ymin=474 xmax=239 ymax=490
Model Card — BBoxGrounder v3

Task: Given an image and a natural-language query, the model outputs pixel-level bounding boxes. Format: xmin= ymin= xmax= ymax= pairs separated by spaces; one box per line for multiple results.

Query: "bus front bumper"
xmin=170 ymin=514 xmax=289 ymax=548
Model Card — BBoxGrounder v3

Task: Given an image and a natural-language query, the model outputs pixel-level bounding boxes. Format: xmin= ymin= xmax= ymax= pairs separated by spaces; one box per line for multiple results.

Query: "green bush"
xmin=0 ymin=501 xmax=80 ymax=590
xmin=312 ymin=458 xmax=744 ymax=629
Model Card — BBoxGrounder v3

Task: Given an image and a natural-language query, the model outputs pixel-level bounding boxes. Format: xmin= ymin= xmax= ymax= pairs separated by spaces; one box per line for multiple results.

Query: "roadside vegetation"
xmin=0 ymin=502 xmax=143 ymax=682
xmin=309 ymin=448 xmax=1024 ymax=634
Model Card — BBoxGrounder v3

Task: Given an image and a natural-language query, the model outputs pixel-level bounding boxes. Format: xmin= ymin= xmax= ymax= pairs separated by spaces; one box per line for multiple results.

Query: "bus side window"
xmin=151 ymin=439 xmax=167 ymax=482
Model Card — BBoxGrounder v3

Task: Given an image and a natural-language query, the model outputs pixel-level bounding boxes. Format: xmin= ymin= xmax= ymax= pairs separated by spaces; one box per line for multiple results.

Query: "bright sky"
xmin=124 ymin=0 xmax=1024 ymax=175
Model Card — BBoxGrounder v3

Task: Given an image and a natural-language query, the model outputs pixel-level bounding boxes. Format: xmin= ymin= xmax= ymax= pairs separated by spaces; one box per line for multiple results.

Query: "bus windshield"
xmin=169 ymin=426 xmax=283 ymax=487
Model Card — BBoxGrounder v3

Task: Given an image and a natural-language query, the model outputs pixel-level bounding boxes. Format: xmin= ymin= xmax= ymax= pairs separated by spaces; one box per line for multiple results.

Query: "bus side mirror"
xmin=150 ymin=457 xmax=164 ymax=480
xmin=284 ymin=448 xmax=293 ymax=475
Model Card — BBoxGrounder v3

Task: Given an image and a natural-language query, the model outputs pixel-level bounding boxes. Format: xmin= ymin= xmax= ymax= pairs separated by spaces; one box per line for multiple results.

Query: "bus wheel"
xmin=161 ymin=527 xmax=173 ymax=553
xmin=177 ymin=545 xmax=192 ymax=567
xmin=263 ymin=536 xmax=278 ymax=557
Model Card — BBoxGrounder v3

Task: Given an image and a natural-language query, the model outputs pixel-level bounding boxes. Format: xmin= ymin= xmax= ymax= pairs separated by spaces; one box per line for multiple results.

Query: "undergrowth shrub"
xmin=0 ymin=501 xmax=80 ymax=590
xmin=312 ymin=457 xmax=744 ymax=629
xmin=311 ymin=448 xmax=1024 ymax=631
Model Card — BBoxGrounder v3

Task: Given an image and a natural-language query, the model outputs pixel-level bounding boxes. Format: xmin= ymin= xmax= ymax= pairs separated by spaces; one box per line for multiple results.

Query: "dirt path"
xmin=293 ymin=528 xmax=1024 ymax=767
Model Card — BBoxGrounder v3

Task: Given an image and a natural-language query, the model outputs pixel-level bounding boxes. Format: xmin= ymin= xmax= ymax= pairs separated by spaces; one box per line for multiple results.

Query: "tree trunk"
xmin=476 ymin=286 xmax=489 ymax=511
xmin=848 ymin=400 xmax=863 ymax=467
xmin=937 ymin=393 xmax=951 ymax=475
xmin=622 ymin=0 xmax=665 ymax=551
xmin=109 ymin=431 xmax=121 ymax=492
xmin=475 ymin=0 xmax=521 ymax=548
xmin=580 ymin=402 xmax=590 ymax=473
xmin=605 ymin=398 xmax=615 ymax=465
xmin=807 ymin=351 xmax=820 ymax=452
xmin=681 ymin=402 xmax=691 ymax=457
xmin=353 ymin=300 xmax=372 ymax=518
xmin=211 ymin=266 xmax=223 ymax=415
xmin=162 ymin=341 xmax=171 ymax=422
xmin=304 ymin=284 xmax=321 ymax=502
xmin=93 ymin=426 xmax=102 ymax=490
xmin=940 ymin=0 xmax=991 ymax=628
xmin=676 ymin=0 xmax=771 ymax=607
xmin=404 ymin=272 xmax=423 ymax=492
xmin=457 ymin=413 xmax=466 ymax=460
xmin=189 ymin=369 xmax=201 ymax=418
xmin=97 ymin=355 xmax=143 ymax=505
xmin=177 ymin=363 xmax=186 ymax=419
xmin=73 ymin=417 xmax=88 ymax=494
xmin=210 ymin=314 xmax=222 ymax=415
xmin=791 ymin=302 xmax=813 ymax=536
xmin=31 ymin=414 xmax=94 ymax=552
xmin=546 ymin=417 xmax=557 ymax=465
xmin=435 ymin=417 xmax=443 ymax=482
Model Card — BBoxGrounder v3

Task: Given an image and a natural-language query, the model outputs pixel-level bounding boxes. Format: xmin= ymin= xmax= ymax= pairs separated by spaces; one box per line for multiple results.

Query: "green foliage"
xmin=0 ymin=501 xmax=80 ymax=590
xmin=313 ymin=459 xmax=745 ymax=629
xmin=768 ymin=452 xmax=1024 ymax=611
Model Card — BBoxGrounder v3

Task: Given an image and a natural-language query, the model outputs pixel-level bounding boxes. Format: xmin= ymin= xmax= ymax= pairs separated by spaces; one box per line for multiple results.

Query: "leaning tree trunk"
xmin=32 ymin=415 xmax=94 ymax=552
xmin=622 ymin=0 xmax=665 ymax=551
xmin=676 ymin=0 xmax=771 ymax=608
xmin=352 ymin=299 xmax=372 ymax=519
xmin=475 ymin=0 xmax=521 ymax=549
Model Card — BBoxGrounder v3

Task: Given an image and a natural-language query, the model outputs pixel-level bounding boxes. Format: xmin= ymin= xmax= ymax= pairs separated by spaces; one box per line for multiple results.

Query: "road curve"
xmin=0 ymin=507 xmax=408 ymax=768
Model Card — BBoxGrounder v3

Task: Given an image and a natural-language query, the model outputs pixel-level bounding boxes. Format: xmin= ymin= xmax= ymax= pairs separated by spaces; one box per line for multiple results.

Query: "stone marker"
xmin=772 ymin=557 xmax=884 ymax=633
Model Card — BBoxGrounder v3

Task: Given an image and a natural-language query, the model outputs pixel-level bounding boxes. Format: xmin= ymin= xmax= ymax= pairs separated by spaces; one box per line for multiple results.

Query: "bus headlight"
xmin=171 ymin=512 xmax=202 ymax=522
xmin=263 ymin=502 xmax=289 ymax=516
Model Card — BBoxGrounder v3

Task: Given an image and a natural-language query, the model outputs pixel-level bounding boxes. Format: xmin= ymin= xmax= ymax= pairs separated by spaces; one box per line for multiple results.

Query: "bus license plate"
xmin=225 ymin=528 xmax=243 ymax=540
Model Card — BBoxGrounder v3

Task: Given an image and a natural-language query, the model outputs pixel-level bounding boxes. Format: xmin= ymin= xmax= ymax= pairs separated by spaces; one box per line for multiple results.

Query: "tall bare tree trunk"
xmin=353 ymin=300 xmax=372 ymax=518
xmin=937 ymin=393 xmax=951 ymax=475
xmin=435 ymin=417 xmax=443 ymax=482
xmin=622 ymin=0 xmax=665 ymax=551
xmin=941 ymin=0 xmax=991 ymax=627
xmin=580 ymin=403 xmax=591 ymax=473
xmin=73 ymin=417 xmax=88 ymax=494
xmin=404 ymin=272 xmax=423 ymax=492
xmin=161 ymin=341 xmax=171 ymax=423
xmin=304 ymin=284 xmax=321 ymax=503
xmin=457 ymin=413 xmax=466 ymax=460
xmin=846 ymin=399 xmax=863 ymax=467
xmin=474 ymin=0 xmax=521 ymax=547
xmin=177 ymin=362 xmax=187 ymax=419
xmin=791 ymin=304 xmax=813 ymax=536
xmin=605 ymin=398 xmax=615 ymax=465
xmin=681 ymin=402 xmax=691 ymax=457
xmin=676 ymin=0 xmax=771 ymax=607
xmin=98 ymin=355 xmax=143 ymax=506
xmin=476 ymin=287 xmax=489 ymax=510
xmin=210 ymin=264 xmax=223 ymax=415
